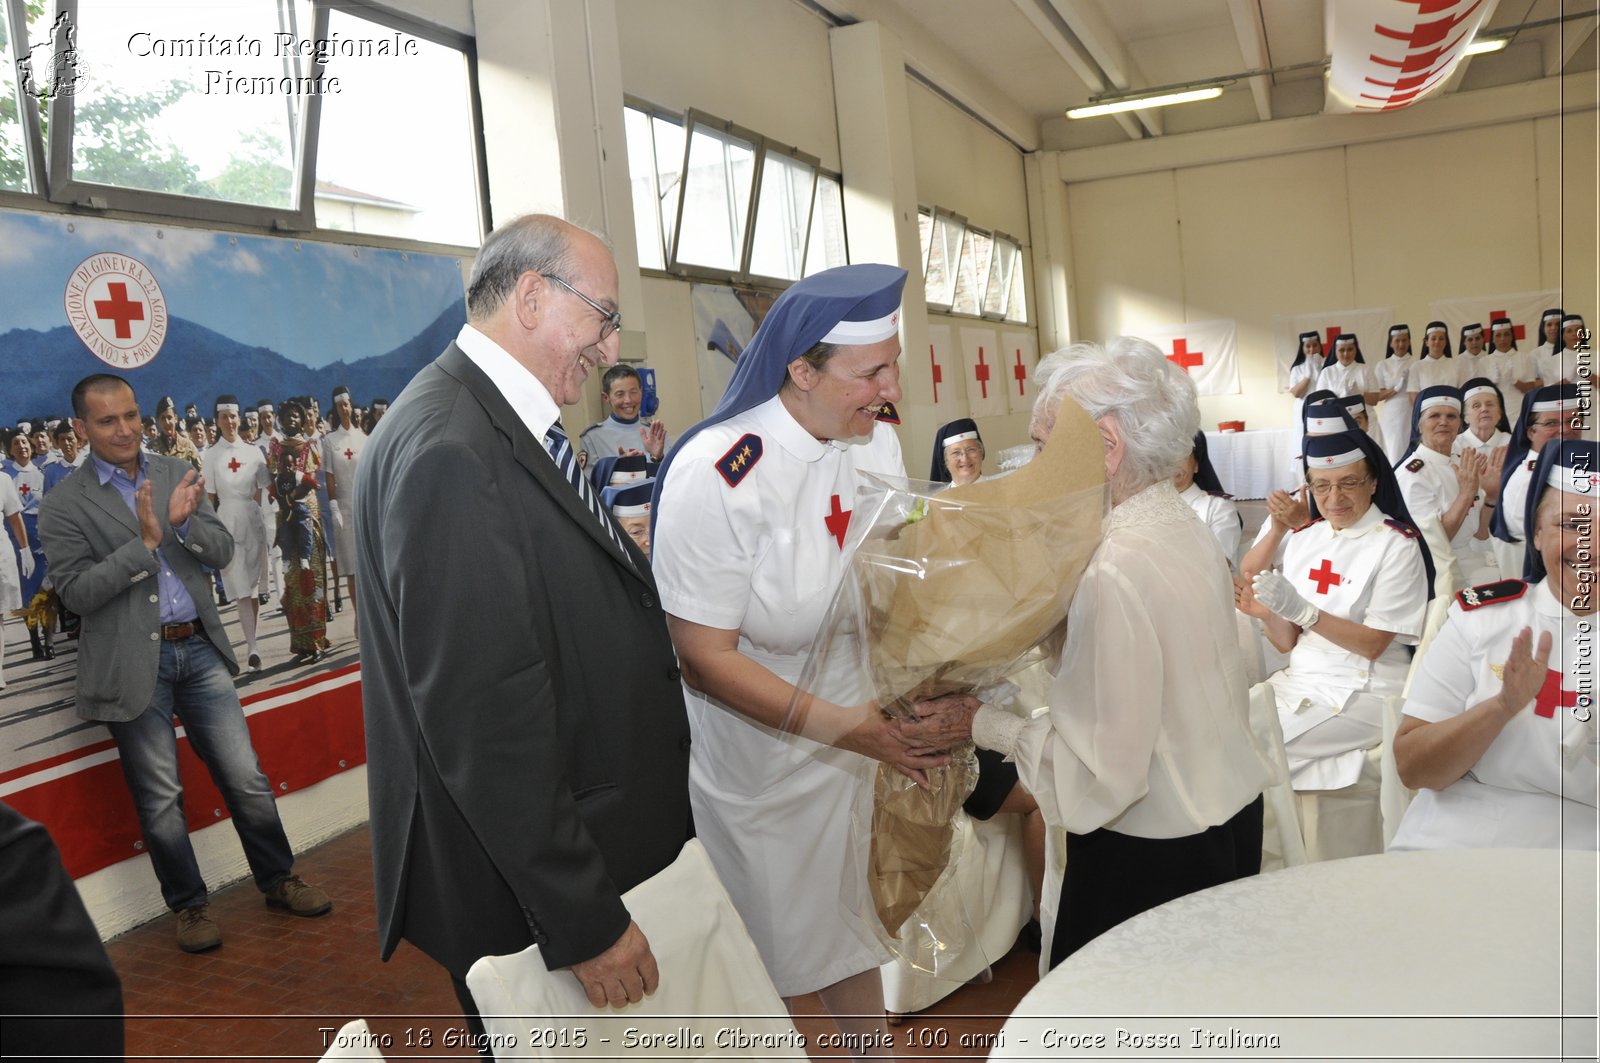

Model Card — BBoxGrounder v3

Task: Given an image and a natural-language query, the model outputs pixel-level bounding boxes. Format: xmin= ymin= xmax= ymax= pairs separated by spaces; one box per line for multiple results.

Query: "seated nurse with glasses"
xmin=1235 ymin=431 xmax=1431 ymax=803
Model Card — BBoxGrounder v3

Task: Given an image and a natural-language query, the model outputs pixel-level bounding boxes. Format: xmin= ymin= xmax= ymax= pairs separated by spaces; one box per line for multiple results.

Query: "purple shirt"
xmin=91 ymin=452 xmax=199 ymax=625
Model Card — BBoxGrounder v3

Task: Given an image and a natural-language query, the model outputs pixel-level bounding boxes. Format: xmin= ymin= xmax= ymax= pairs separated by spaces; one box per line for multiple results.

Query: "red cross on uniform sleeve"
xmin=973 ymin=347 xmax=990 ymax=399
xmin=930 ymin=344 xmax=943 ymax=404
xmin=825 ymin=494 xmax=852 ymax=550
xmin=1534 ymin=669 xmax=1576 ymax=718
xmin=1167 ymin=339 xmax=1204 ymax=372
xmin=1308 ymin=558 xmax=1342 ymax=595
xmin=94 ymin=282 xmax=145 ymax=340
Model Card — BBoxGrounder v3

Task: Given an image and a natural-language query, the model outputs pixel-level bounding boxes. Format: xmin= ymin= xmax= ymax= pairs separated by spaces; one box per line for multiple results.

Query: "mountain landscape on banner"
xmin=0 ymin=302 xmax=466 ymax=417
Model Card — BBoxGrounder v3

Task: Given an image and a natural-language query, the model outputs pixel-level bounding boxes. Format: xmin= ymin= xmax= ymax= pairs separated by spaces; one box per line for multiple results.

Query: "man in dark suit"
xmin=353 ymin=214 xmax=692 ymax=1025
xmin=39 ymin=375 xmax=331 ymax=955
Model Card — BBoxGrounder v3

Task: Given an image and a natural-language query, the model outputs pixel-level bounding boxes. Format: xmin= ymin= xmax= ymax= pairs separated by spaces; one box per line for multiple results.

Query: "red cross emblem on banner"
xmin=1012 ymin=349 xmax=1027 ymax=396
xmin=825 ymin=494 xmax=852 ymax=550
xmin=1308 ymin=558 xmax=1342 ymax=595
xmin=344 ymin=449 xmax=354 ymax=461
xmin=973 ymin=347 xmax=990 ymax=399
xmin=930 ymin=344 xmax=943 ymax=404
xmin=1167 ymin=339 xmax=1204 ymax=372
xmin=1488 ymin=310 xmax=1526 ymax=342
xmin=1324 ymin=326 xmax=1342 ymax=351
xmin=1534 ymin=669 xmax=1577 ymax=718
xmin=227 ymin=457 xmax=242 ymax=473
xmin=94 ymin=282 xmax=145 ymax=340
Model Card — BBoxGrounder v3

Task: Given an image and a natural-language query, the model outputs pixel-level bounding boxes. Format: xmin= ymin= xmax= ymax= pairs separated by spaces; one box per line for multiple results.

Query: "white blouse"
xmin=1317 ymin=360 xmax=1378 ymax=398
xmin=1179 ymin=482 xmax=1241 ymax=569
xmin=974 ymin=480 xmax=1273 ymax=839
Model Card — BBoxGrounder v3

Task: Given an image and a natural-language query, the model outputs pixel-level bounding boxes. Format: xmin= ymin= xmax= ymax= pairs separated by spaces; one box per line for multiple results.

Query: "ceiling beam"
xmin=1008 ymin=0 xmax=1144 ymax=141
xmin=1549 ymin=16 xmax=1598 ymax=77
xmin=1227 ymin=0 xmax=1274 ymax=121
xmin=1043 ymin=0 xmax=1163 ymax=136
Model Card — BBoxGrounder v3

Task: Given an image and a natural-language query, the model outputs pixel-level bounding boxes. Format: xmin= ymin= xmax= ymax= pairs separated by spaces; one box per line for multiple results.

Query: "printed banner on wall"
xmin=926 ymin=323 xmax=958 ymax=408
xmin=1325 ymin=0 xmax=1496 ymax=114
xmin=958 ymin=325 xmax=1007 ymax=418
xmin=0 ymin=208 xmax=468 ymax=422
xmin=1001 ymin=330 xmax=1038 ymax=415
xmin=689 ymin=284 xmax=777 ymax=419
xmin=1274 ymin=306 xmax=1396 ymax=389
xmin=1428 ymin=289 xmax=1563 ymax=348
xmin=1131 ymin=319 xmax=1241 ymax=396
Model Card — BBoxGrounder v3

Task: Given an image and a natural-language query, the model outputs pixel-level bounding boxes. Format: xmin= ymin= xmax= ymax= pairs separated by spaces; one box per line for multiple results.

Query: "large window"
xmin=625 ymin=100 xmax=846 ymax=283
xmin=3 ymin=0 xmax=483 ymax=247
xmin=918 ymin=206 xmax=1028 ymax=323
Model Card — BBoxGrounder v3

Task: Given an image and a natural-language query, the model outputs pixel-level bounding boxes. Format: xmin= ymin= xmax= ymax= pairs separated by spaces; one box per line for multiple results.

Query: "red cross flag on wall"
xmin=1133 ymin=318 xmax=1240 ymax=397
xmin=1427 ymin=288 xmax=1563 ymax=351
xmin=1003 ymin=330 xmax=1038 ymax=416
xmin=1278 ymin=306 xmax=1395 ymax=393
xmin=959 ymin=325 xmax=1007 ymax=417
xmin=926 ymin=323 xmax=955 ymax=406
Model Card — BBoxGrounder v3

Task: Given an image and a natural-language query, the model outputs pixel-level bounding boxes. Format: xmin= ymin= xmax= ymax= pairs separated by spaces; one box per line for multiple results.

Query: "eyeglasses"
xmin=1309 ymin=476 xmax=1373 ymax=497
xmin=545 ymin=275 xmax=621 ymax=342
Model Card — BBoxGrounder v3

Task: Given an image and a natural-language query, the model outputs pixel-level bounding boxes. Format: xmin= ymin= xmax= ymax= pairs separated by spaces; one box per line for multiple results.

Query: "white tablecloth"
xmin=993 ymin=849 xmax=1597 ymax=1060
xmin=1205 ymin=428 xmax=1297 ymax=499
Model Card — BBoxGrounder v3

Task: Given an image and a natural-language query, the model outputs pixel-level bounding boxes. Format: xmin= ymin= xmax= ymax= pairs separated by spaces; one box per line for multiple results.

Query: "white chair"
xmin=1379 ymin=694 xmax=1415 ymax=848
xmin=879 ymin=811 xmax=1032 ymax=1017
xmin=1294 ymin=747 xmax=1384 ymax=861
xmin=1247 ymin=681 xmax=1308 ymax=871
xmin=465 ymin=839 xmax=804 ymax=1060
xmin=319 ymin=1019 xmax=388 ymax=1060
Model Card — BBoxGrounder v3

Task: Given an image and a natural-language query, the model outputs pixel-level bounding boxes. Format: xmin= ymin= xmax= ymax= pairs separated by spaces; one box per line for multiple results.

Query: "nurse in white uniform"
xmin=1452 ymin=377 xmax=1512 ymax=460
xmin=1411 ymin=321 xmax=1461 ymax=392
xmin=1492 ymin=383 xmax=1584 ymax=578
xmin=1484 ymin=316 xmax=1537 ymax=396
xmin=1178 ymin=431 xmax=1242 ymax=569
xmin=652 ymin=265 xmax=956 ymax=1044
xmin=1284 ymin=331 xmax=1326 ymax=481
xmin=320 ymin=385 xmax=367 ymax=619
xmin=1395 ymin=386 xmax=1500 ymax=592
xmin=201 ymin=395 xmax=270 ymax=670
xmin=1239 ymin=431 xmax=1431 ymax=851
xmin=1529 ymin=306 xmax=1564 ymax=381
xmin=1316 ymin=333 xmax=1380 ymax=406
xmin=1391 ymin=439 xmax=1597 ymax=851
xmin=1375 ymin=324 xmax=1415 ymax=465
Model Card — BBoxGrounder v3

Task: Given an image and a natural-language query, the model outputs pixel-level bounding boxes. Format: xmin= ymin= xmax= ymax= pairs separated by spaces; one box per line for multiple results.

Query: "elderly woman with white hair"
xmin=912 ymin=337 xmax=1272 ymax=969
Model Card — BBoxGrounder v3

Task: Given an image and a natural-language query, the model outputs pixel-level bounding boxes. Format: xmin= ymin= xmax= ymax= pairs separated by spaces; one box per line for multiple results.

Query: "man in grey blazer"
xmin=354 ymin=215 xmax=692 ymax=1032
xmin=39 ymin=374 xmax=330 ymax=954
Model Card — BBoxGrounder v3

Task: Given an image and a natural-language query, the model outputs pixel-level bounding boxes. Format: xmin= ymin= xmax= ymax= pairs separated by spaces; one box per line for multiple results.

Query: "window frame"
xmin=981 ymin=229 xmax=1020 ymax=322
xmin=13 ymin=0 xmax=485 ymax=246
xmin=743 ymin=136 xmax=819 ymax=289
xmin=2 ymin=0 xmax=48 ymax=196
xmin=664 ymin=108 xmax=763 ymax=282
xmin=920 ymin=205 xmax=967 ymax=314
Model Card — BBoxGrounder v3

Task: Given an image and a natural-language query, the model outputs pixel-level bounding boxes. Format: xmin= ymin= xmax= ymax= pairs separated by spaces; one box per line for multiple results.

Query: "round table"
xmin=992 ymin=849 xmax=1596 ymax=1060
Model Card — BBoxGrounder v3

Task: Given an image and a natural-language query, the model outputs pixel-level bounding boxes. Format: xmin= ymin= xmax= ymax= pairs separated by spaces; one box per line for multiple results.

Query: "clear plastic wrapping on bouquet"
xmin=784 ymin=397 xmax=1108 ymax=977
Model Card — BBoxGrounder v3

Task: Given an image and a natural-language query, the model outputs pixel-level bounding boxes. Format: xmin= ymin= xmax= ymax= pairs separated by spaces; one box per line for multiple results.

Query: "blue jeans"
xmin=107 ymin=634 xmax=295 ymax=911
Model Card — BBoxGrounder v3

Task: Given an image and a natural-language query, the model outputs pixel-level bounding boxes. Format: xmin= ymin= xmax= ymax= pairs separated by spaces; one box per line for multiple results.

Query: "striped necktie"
xmin=544 ymin=423 xmax=632 ymax=563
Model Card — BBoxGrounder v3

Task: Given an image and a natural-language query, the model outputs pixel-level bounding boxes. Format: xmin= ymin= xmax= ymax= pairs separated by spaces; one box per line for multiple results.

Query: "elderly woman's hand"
xmin=898 ymin=693 xmax=981 ymax=750
xmin=836 ymin=707 xmax=952 ymax=788
xmin=1267 ymin=487 xmax=1309 ymax=531
xmin=1496 ymin=626 xmax=1554 ymax=719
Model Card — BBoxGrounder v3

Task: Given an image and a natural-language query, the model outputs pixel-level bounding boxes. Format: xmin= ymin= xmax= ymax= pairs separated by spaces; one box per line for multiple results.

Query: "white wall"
xmin=1062 ymin=108 xmax=1595 ymax=434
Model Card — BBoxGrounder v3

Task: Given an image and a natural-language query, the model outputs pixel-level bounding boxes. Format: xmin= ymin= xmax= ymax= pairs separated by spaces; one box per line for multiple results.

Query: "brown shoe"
xmin=263 ymin=874 xmax=332 ymax=917
xmin=176 ymin=905 xmax=222 ymax=953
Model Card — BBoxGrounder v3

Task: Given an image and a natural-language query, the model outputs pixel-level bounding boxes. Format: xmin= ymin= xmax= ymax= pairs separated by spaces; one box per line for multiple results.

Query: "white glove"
xmin=18 ymin=547 xmax=35 ymax=580
xmin=329 ymin=499 xmax=344 ymax=530
xmin=1252 ymin=570 xmax=1320 ymax=629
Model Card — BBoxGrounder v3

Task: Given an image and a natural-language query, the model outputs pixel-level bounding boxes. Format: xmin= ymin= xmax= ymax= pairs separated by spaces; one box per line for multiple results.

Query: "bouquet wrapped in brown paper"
xmin=787 ymin=396 xmax=1106 ymax=973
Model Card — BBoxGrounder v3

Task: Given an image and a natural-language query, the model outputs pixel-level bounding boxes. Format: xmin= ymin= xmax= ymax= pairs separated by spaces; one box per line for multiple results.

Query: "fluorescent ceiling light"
xmin=1066 ymin=86 xmax=1224 ymax=119
xmin=1464 ymin=37 xmax=1508 ymax=55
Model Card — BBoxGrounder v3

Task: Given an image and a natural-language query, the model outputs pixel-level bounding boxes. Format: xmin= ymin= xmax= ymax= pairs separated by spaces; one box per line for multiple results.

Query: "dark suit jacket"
xmin=353 ymin=343 xmax=692 ymax=979
xmin=39 ymin=452 xmax=237 ymax=723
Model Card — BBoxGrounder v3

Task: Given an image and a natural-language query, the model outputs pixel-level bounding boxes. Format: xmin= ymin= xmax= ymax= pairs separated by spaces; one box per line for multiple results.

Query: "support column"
xmin=1023 ymin=151 xmax=1076 ymax=353
xmin=830 ymin=21 xmax=933 ymax=462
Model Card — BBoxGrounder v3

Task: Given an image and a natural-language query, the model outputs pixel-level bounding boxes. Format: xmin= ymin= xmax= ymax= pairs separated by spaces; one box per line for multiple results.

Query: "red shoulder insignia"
xmin=874 ymin=401 xmax=901 ymax=425
xmin=1292 ymin=517 xmax=1325 ymax=533
xmin=1404 ymin=457 xmax=1425 ymax=473
xmin=1456 ymin=579 xmax=1528 ymax=610
xmin=1383 ymin=518 xmax=1420 ymax=539
xmin=715 ymin=434 xmax=763 ymax=487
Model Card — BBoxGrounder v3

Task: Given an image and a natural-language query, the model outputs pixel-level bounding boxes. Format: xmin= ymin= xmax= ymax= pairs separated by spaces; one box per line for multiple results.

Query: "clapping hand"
xmin=1266 ymin=487 xmax=1309 ymax=531
xmin=1497 ymin=626 xmax=1554 ymax=719
xmin=641 ymin=421 xmax=667 ymax=461
xmin=168 ymin=469 xmax=206 ymax=528
xmin=1481 ymin=447 xmax=1506 ymax=503
xmin=1453 ymin=451 xmax=1483 ymax=498
xmin=1251 ymin=570 xmax=1320 ymax=628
